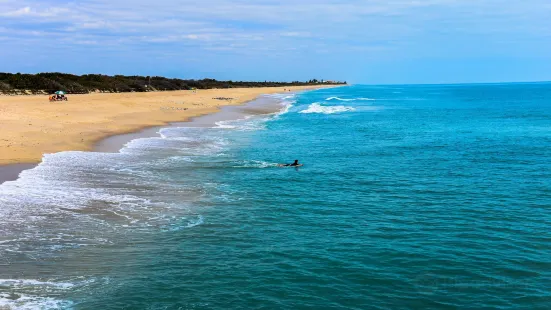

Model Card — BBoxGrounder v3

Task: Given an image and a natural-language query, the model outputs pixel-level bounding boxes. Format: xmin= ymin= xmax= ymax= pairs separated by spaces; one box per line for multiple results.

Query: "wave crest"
xmin=299 ymin=103 xmax=355 ymax=114
xmin=232 ymin=160 xmax=278 ymax=168
xmin=325 ymin=96 xmax=375 ymax=101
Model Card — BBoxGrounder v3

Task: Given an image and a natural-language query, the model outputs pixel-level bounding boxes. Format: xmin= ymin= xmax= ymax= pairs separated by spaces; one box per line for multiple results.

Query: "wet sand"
xmin=94 ymin=94 xmax=284 ymax=153
xmin=0 ymin=164 xmax=38 ymax=184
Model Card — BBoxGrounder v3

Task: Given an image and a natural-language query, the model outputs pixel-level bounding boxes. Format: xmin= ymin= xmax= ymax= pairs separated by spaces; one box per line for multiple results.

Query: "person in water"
xmin=281 ymin=160 xmax=301 ymax=167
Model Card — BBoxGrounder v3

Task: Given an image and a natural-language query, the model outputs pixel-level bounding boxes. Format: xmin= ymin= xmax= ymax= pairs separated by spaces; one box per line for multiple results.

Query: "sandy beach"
xmin=0 ymin=86 xmax=328 ymax=167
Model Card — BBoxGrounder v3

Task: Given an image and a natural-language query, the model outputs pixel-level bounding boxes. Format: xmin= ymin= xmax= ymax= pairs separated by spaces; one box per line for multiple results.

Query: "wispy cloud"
xmin=1 ymin=6 xmax=31 ymax=16
xmin=1 ymin=5 xmax=70 ymax=17
xmin=2 ymin=0 xmax=550 ymax=46
xmin=1 ymin=0 xmax=550 ymax=82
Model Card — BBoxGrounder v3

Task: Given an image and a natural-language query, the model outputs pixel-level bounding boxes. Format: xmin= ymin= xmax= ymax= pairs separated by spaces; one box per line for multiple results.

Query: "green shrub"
xmin=0 ymin=72 xmax=346 ymax=94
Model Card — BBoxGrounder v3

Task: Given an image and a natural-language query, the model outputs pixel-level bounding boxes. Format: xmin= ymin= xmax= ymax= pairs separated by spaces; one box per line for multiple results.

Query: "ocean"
xmin=1 ymin=83 xmax=550 ymax=309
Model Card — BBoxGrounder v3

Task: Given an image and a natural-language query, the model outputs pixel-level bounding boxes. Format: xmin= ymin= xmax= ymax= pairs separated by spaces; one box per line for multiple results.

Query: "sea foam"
xmin=325 ymin=96 xmax=375 ymax=101
xmin=299 ymin=103 xmax=355 ymax=114
xmin=0 ymin=279 xmax=76 ymax=310
xmin=0 ymin=294 xmax=73 ymax=310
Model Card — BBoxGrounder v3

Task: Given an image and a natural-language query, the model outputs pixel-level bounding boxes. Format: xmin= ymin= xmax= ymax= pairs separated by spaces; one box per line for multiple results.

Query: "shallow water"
xmin=1 ymin=85 xmax=551 ymax=309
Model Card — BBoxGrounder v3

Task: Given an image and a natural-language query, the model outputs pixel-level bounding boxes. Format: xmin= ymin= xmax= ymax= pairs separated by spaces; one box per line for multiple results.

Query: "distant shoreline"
xmin=0 ymin=86 xmax=344 ymax=96
xmin=0 ymin=72 xmax=346 ymax=95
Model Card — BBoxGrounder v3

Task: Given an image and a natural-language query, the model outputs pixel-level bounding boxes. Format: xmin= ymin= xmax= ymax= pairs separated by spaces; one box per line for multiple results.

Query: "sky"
xmin=1 ymin=0 xmax=550 ymax=84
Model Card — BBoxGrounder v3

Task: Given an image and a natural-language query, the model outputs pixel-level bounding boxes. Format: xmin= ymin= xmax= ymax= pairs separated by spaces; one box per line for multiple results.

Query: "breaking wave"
xmin=231 ymin=160 xmax=279 ymax=168
xmin=325 ymin=97 xmax=375 ymax=101
xmin=299 ymin=103 xmax=355 ymax=114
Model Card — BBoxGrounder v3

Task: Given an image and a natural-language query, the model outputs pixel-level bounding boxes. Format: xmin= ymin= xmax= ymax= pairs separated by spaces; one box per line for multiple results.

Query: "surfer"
xmin=279 ymin=160 xmax=302 ymax=167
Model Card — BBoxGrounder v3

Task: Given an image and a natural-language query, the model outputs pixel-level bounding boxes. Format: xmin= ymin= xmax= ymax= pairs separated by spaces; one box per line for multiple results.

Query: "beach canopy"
xmin=55 ymin=91 xmax=65 ymax=95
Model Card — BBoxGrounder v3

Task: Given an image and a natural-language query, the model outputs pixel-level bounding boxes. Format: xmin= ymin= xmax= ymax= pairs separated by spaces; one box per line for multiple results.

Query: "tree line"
xmin=0 ymin=72 xmax=347 ymax=94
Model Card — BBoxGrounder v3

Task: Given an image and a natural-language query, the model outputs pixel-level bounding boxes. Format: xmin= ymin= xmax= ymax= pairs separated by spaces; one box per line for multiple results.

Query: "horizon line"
xmin=350 ymin=80 xmax=551 ymax=87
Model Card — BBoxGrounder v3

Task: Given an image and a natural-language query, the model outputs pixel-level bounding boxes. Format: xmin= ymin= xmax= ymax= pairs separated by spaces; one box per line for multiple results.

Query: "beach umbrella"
xmin=55 ymin=91 xmax=65 ymax=95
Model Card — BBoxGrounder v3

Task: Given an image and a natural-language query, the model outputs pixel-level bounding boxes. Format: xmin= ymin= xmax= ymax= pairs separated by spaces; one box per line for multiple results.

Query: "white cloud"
xmin=73 ymin=40 xmax=99 ymax=45
xmin=0 ymin=5 xmax=70 ymax=17
xmin=0 ymin=0 xmax=550 ymax=59
xmin=280 ymin=32 xmax=311 ymax=38
xmin=1 ymin=6 xmax=31 ymax=16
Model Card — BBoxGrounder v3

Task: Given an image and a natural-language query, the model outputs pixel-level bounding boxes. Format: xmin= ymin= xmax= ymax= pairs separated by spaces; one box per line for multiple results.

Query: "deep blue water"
xmin=1 ymin=84 xmax=551 ymax=309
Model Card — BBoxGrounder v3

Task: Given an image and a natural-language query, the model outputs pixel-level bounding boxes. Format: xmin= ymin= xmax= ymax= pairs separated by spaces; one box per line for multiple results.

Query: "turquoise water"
xmin=1 ymin=84 xmax=551 ymax=309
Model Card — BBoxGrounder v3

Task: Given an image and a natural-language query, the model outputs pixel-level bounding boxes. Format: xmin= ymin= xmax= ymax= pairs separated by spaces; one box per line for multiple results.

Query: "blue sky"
xmin=1 ymin=0 xmax=550 ymax=84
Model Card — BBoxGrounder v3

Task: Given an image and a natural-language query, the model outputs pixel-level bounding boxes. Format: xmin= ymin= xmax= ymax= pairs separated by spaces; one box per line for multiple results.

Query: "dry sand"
xmin=0 ymin=86 xmax=329 ymax=165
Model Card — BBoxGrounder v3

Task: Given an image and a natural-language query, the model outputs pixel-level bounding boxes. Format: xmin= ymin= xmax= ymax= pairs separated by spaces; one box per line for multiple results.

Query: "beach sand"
xmin=0 ymin=86 xmax=330 ymax=182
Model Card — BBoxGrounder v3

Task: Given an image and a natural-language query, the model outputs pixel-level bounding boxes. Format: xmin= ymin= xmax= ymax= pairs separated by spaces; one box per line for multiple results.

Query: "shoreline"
xmin=94 ymin=93 xmax=288 ymax=153
xmin=0 ymin=86 xmax=334 ymax=184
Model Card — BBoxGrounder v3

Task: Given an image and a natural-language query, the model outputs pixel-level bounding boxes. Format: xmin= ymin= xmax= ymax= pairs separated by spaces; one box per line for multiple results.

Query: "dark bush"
xmin=0 ymin=72 xmax=346 ymax=94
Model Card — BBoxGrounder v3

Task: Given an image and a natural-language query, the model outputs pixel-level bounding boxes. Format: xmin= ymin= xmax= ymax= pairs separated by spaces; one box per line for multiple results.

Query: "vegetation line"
xmin=0 ymin=72 xmax=346 ymax=95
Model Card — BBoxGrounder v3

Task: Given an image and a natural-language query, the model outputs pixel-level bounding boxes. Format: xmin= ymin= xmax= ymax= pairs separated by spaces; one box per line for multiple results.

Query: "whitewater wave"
xmin=232 ymin=160 xmax=279 ymax=168
xmin=215 ymin=117 xmax=267 ymax=131
xmin=214 ymin=120 xmax=238 ymax=129
xmin=161 ymin=215 xmax=204 ymax=232
xmin=0 ymin=294 xmax=73 ymax=310
xmin=299 ymin=103 xmax=355 ymax=114
xmin=213 ymin=99 xmax=295 ymax=130
xmin=0 ymin=279 xmax=74 ymax=289
xmin=325 ymin=97 xmax=375 ymax=101
xmin=276 ymin=101 xmax=294 ymax=116
xmin=0 ymin=279 xmax=77 ymax=310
